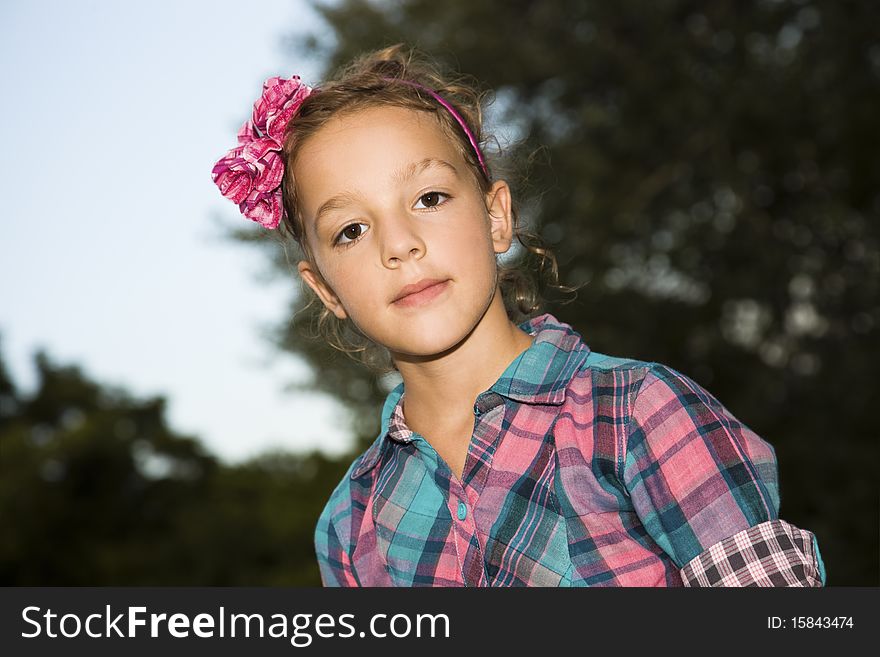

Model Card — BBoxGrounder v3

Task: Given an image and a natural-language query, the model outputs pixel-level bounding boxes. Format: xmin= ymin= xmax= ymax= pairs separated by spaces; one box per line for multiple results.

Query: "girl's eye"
xmin=414 ymin=191 xmax=450 ymax=209
xmin=335 ymin=222 xmax=369 ymax=246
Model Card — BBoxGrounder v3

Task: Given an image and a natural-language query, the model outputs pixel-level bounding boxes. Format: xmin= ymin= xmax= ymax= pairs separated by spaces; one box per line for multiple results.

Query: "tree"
xmin=0 ymin=338 xmax=347 ymax=585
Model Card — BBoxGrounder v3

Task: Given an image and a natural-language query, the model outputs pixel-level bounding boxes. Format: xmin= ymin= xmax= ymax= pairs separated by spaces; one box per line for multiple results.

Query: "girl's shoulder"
xmin=519 ymin=311 xmax=673 ymax=385
xmin=568 ymin=350 xmax=753 ymax=451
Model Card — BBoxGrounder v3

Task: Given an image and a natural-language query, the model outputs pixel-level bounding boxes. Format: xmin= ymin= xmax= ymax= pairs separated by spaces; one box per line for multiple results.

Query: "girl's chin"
xmin=387 ymin=332 xmax=470 ymax=361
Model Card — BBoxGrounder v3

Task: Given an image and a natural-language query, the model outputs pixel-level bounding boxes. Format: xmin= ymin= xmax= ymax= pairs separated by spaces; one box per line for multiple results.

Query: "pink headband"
xmin=211 ymin=74 xmax=489 ymax=230
xmin=381 ymin=77 xmax=489 ymax=179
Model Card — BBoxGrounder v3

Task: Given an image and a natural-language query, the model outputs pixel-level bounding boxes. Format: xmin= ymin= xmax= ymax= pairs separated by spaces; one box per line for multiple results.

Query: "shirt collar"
xmin=351 ymin=313 xmax=591 ymax=479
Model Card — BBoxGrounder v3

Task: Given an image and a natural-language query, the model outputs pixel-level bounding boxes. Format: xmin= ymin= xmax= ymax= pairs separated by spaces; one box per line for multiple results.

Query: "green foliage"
xmin=0 ymin=342 xmax=348 ymax=585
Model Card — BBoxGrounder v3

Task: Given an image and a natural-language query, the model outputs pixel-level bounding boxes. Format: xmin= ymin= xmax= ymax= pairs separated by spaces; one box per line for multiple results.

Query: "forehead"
xmin=293 ymin=105 xmax=466 ymax=207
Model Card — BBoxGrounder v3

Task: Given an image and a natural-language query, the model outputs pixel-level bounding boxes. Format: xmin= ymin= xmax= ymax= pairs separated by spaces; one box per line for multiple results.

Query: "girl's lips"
xmin=392 ymin=280 xmax=450 ymax=308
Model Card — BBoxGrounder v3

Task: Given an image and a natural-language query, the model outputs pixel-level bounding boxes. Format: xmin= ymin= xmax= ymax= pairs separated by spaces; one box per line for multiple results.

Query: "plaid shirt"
xmin=315 ymin=313 xmax=826 ymax=587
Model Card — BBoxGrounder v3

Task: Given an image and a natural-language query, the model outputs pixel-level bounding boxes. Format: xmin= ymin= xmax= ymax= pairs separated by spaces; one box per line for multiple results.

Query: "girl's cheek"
xmin=329 ymin=262 xmax=362 ymax=291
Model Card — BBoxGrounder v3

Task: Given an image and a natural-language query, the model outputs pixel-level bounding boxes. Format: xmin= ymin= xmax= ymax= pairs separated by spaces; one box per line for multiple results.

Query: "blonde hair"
xmin=278 ymin=44 xmax=571 ymax=373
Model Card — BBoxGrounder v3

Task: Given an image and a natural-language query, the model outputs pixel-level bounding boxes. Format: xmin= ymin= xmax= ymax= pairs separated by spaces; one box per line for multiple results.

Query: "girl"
xmin=212 ymin=44 xmax=826 ymax=587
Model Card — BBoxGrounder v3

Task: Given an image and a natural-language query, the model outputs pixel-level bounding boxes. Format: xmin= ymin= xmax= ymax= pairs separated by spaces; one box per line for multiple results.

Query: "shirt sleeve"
xmin=622 ymin=363 xmax=826 ymax=587
xmin=314 ymin=478 xmax=361 ymax=587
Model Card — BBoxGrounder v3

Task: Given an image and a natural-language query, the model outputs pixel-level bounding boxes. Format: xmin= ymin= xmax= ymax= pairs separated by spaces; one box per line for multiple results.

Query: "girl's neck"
xmin=391 ymin=290 xmax=535 ymax=428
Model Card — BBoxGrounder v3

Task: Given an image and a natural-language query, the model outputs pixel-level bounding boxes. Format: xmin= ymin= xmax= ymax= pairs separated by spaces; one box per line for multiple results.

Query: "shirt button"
xmin=457 ymin=501 xmax=468 ymax=520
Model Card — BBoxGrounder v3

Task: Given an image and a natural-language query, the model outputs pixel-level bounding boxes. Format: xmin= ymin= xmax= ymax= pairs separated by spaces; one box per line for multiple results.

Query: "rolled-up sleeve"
xmin=622 ymin=363 xmax=825 ymax=587
xmin=679 ymin=518 xmax=825 ymax=586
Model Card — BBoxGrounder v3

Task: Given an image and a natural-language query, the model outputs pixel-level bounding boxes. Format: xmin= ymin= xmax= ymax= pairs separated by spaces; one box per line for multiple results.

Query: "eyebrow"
xmin=313 ymin=158 xmax=459 ymax=227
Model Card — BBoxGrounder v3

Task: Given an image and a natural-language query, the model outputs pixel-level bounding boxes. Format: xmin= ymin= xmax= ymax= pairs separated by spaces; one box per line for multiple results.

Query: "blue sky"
xmin=0 ymin=0 xmax=356 ymax=462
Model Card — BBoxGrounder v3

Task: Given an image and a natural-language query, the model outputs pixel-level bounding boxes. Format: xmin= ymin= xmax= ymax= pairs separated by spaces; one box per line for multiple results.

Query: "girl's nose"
xmin=380 ymin=216 xmax=426 ymax=267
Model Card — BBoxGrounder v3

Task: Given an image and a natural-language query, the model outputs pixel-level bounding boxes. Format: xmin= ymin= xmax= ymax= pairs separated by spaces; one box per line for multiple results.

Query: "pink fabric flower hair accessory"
xmin=211 ymin=75 xmax=313 ymax=229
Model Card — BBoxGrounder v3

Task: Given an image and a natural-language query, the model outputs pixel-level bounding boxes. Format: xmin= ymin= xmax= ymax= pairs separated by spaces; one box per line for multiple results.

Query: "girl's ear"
xmin=297 ymin=260 xmax=348 ymax=320
xmin=485 ymin=180 xmax=515 ymax=255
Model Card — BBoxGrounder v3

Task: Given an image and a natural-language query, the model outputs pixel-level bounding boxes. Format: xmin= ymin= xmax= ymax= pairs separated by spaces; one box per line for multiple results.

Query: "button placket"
xmin=448 ymin=481 xmax=483 ymax=586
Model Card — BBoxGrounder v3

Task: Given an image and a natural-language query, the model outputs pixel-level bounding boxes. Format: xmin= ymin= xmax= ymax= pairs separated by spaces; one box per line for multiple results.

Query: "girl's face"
xmin=294 ymin=104 xmax=515 ymax=358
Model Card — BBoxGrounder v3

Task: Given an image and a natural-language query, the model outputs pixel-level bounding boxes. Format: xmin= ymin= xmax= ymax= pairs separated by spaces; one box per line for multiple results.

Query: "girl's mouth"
xmin=392 ymin=279 xmax=450 ymax=308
